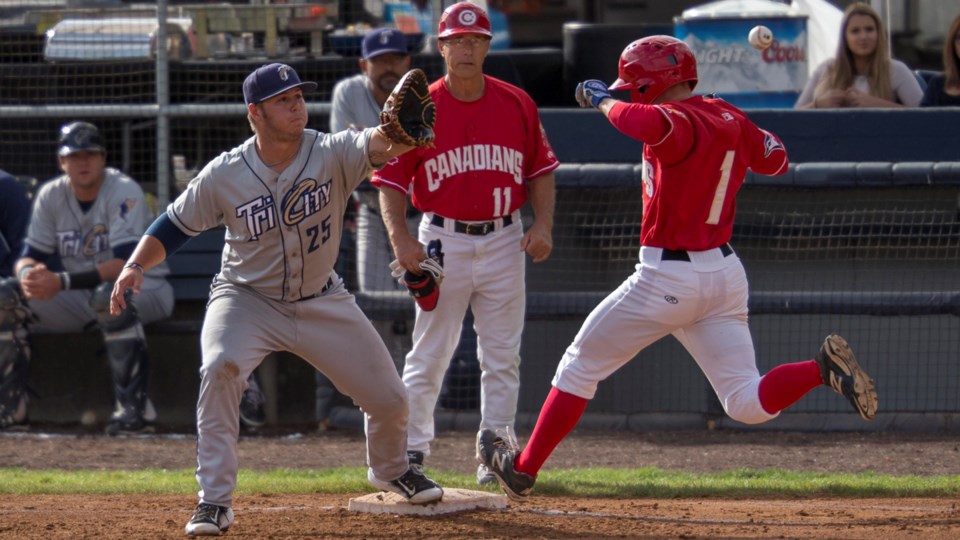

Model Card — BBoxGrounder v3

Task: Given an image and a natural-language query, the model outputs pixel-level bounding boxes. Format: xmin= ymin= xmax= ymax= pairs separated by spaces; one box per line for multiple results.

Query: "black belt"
xmin=295 ymin=277 xmax=334 ymax=302
xmin=431 ymin=214 xmax=513 ymax=236
xmin=661 ymin=243 xmax=734 ymax=262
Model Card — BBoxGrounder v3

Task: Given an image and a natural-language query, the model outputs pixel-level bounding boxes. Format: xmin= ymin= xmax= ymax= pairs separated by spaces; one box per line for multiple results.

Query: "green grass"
xmin=2 ymin=467 xmax=958 ymax=498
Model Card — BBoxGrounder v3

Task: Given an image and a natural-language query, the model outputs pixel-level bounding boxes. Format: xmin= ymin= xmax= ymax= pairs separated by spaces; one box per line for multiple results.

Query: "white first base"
xmin=348 ymin=488 xmax=507 ymax=515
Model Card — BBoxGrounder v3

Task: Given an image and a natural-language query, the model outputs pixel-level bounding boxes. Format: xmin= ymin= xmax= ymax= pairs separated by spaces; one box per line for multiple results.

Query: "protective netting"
xmin=3 ymin=4 xmax=959 ymax=422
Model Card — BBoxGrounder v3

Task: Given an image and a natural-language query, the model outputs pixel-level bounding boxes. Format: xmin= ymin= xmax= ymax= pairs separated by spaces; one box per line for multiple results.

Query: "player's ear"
xmin=359 ymin=58 xmax=367 ymax=72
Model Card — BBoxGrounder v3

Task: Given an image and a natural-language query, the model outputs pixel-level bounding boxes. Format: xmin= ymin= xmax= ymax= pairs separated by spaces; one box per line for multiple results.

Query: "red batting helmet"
xmin=438 ymin=1 xmax=492 ymax=39
xmin=609 ymin=35 xmax=698 ymax=105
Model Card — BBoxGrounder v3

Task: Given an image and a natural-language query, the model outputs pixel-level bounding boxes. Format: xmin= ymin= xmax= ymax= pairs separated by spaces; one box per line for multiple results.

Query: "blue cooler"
xmin=674 ymin=0 xmax=808 ymax=109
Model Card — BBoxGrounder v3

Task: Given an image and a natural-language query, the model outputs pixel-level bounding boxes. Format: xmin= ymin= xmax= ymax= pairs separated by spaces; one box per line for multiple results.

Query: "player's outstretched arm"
xmin=368 ymin=128 xmax=414 ymax=167
xmin=575 ymin=80 xmax=620 ymax=118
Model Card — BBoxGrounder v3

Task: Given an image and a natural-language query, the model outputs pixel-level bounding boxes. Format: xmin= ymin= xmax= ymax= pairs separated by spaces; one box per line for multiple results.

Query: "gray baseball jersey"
xmin=330 ymin=73 xmax=382 ymax=134
xmin=168 ymin=129 xmax=370 ymax=300
xmin=26 ymin=168 xmax=169 ymax=281
xmin=169 ymin=127 xmax=411 ymax=507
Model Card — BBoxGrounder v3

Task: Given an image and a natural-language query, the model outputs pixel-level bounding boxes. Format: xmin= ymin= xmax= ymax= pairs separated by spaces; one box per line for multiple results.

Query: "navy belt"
xmin=431 ymin=214 xmax=513 ymax=236
xmin=661 ymin=244 xmax=734 ymax=261
xmin=295 ymin=277 xmax=334 ymax=302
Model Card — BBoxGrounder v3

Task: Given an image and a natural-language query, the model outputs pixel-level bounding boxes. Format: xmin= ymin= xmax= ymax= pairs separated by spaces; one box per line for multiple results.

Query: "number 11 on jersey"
xmin=493 ymin=187 xmax=512 ymax=218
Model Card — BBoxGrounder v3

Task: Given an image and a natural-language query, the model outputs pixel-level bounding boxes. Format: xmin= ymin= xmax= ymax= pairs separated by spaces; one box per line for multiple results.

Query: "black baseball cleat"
xmin=407 ymin=450 xmax=425 ymax=474
xmin=368 ymin=466 xmax=444 ymax=504
xmin=184 ymin=503 xmax=234 ymax=536
xmin=815 ymin=334 xmax=878 ymax=421
xmin=476 ymin=429 xmax=536 ymax=499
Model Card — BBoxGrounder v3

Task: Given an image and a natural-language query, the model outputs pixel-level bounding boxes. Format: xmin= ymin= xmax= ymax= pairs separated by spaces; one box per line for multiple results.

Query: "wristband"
xmin=124 ymin=261 xmax=145 ymax=273
xmin=59 ymin=272 xmax=71 ymax=290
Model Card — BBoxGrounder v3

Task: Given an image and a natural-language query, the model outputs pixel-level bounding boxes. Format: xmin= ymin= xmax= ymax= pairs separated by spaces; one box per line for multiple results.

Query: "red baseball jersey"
xmin=608 ymin=96 xmax=788 ymax=251
xmin=373 ymin=75 xmax=559 ymax=221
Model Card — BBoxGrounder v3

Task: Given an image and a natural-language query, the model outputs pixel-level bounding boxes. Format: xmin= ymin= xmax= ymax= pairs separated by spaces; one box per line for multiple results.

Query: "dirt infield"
xmin=3 ymin=428 xmax=960 ymax=538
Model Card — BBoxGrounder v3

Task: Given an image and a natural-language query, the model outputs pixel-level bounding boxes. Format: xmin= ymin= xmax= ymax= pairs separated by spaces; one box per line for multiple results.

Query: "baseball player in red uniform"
xmin=478 ymin=36 xmax=879 ymax=499
xmin=373 ymin=1 xmax=559 ymax=484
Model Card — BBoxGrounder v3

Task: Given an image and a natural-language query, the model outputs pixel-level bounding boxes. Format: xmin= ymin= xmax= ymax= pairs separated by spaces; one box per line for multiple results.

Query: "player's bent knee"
xmin=356 ymin=386 xmax=407 ymax=420
xmin=199 ymin=354 xmax=247 ymax=382
xmin=723 ymin=400 xmax=776 ymax=425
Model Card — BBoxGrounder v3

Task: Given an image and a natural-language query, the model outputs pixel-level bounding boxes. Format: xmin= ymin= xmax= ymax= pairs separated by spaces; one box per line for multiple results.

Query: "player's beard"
xmin=375 ymin=71 xmax=402 ymax=94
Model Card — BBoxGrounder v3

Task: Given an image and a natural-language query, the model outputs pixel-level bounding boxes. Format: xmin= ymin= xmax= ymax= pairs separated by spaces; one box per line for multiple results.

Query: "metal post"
xmin=156 ymin=0 xmax=171 ymax=209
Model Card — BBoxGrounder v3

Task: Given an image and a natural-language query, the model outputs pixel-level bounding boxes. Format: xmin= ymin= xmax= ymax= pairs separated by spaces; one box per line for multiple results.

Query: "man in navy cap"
xmin=110 ymin=61 xmax=444 ymax=535
xmin=321 ymin=28 xmax=418 ymax=430
xmin=331 ymin=28 xmax=411 ymax=136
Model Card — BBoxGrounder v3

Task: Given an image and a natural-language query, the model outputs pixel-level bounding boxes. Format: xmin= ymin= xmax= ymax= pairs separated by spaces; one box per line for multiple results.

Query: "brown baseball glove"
xmin=379 ymin=68 xmax=436 ymax=148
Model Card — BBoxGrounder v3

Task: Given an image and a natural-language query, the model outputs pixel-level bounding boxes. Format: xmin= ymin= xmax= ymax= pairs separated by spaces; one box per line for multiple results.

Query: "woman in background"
xmin=920 ymin=14 xmax=960 ymax=106
xmin=796 ymin=2 xmax=922 ymax=108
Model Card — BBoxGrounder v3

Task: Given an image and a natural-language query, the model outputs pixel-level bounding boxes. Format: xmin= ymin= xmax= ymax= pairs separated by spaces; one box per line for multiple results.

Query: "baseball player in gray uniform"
xmin=109 ymin=63 xmax=443 ymax=536
xmin=4 ymin=121 xmax=173 ymax=434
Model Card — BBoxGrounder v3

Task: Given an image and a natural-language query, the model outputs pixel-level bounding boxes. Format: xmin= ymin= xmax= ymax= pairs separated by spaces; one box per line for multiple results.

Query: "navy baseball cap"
xmin=243 ymin=63 xmax=318 ymax=105
xmin=362 ymin=28 xmax=408 ymax=59
xmin=58 ymin=121 xmax=104 ymax=156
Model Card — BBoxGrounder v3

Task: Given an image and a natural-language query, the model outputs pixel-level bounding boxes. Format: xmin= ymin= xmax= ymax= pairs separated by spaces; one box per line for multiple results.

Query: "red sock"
xmin=757 ymin=360 xmax=823 ymax=414
xmin=514 ymin=387 xmax=588 ymax=477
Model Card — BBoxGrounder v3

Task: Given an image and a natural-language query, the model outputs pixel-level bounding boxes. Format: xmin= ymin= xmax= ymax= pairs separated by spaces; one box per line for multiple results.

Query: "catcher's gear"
xmin=390 ymin=239 xmax=444 ymax=312
xmin=438 ymin=1 xmax=493 ymax=39
xmin=575 ymin=80 xmax=612 ymax=109
xmin=91 ymin=283 xmax=153 ymax=433
xmin=0 ymin=278 xmax=31 ymax=430
xmin=58 ymin=121 xmax=105 ymax=156
xmin=609 ymin=35 xmax=698 ymax=105
xmin=379 ymin=68 xmax=436 ymax=148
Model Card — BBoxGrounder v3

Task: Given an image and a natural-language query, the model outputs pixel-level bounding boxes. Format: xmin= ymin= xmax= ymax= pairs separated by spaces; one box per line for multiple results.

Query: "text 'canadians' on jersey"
xmin=425 ymin=144 xmax=524 ymax=191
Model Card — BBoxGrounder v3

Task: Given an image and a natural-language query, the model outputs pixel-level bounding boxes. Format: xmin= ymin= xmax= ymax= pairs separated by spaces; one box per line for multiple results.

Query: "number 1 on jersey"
xmin=493 ymin=187 xmax=512 ymax=218
xmin=706 ymin=150 xmax=735 ymax=225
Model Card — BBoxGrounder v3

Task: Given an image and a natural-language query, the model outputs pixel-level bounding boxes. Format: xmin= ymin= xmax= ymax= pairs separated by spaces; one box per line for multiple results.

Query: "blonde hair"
xmin=943 ymin=14 xmax=960 ymax=90
xmin=816 ymin=2 xmax=893 ymax=101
